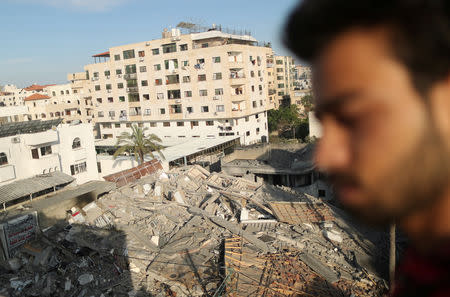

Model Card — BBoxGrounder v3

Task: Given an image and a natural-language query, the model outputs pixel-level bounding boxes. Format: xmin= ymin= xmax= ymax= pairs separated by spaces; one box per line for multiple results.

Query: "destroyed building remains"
xmin=0 ymin=163 xmax=390 ymax=296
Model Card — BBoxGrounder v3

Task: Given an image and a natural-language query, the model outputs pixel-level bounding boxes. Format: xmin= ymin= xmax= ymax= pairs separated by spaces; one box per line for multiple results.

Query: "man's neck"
xmin=400 ymin=188 xmax=450 ymax=252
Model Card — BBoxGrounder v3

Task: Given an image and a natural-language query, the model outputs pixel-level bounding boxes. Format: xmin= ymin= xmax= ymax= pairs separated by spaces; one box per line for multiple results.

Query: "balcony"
xmin=0 ymin=165 xmax=16 ymax=183
xmin=126 ymin=87 xmax=139 ymax=93
xmin=23 ymin=130 xmax=58 ymax=146
xmin=123 ymin=73 xmax=137 ymax=80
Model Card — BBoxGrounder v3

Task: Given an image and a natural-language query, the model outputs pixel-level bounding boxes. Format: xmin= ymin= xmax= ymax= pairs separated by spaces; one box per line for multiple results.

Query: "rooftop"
xmin=0 ymin=119 xmax=63 ymax=138
xmin=23 ymin=84 xmax=55 ymax=92
xmin=24 ymin=93 xmax=51 ymax=101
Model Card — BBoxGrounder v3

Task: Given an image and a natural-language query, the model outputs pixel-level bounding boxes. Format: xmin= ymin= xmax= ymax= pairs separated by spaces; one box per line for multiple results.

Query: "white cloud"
xmin=14 ymin=0 xmax=131 ymax=12
xmin=0 ymin=58 xmax=33 ymax=65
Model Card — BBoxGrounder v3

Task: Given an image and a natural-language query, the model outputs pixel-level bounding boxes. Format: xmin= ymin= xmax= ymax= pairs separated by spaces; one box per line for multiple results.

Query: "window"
xmin=40 ymin=145 xmax=52 ymax=156
xmin=191 ymin=121 xmax=199 ymax=126
xmin=140 ymin=66 xmax=147 ymax=73
xmin=213 ymin=72 xmax=222 ymax=80
xmin=125 ymin=64 xmax=137 ymax=74
xmin=276 ymin=60 xmax=283 ymax=65
xmin=138 ymin=50 xmax=145 ymax=57
xmin=70 ymin=161 xmax=87 ymax=175
xmin=123 ymin=49 xmax=135 ymax=59
xmin=103 ymin=123 xmax=112 ymax=128
xmin=184 ymin=90 xmax=192 ymax=97
xmin=177 ymin=122 xmax=184 ymax=127
xmin=182 ymin=76 xmax=191 ymax=83
xmin=154 ymin=64 xmax=161 ymax=71
xmin=0 ymin=152 xmax=7 ymax=165
xmin=258 ymin=70 xmax=262 ymax=77
xmin=116 ymin=69 xmax=122 ymax=75
xmin=144 ymin=109 xmax=151 ymax=115
xmin=126 ymin=123 xmax=132 ymax=128
xmin=199 ymin=89 xmax=208 ymax=96
xmin=253 ymin=101 xmax=257 ymax=108
xmin=141 ymin=80 xmax=148 ymax=86
xmin=206 ymin=120 xmax=214 ymax=126
xmin=152 ymin=48 xmax=159 ymax=55
xmin=31 ymin=148 xmax=39 ymax=159
xmin=143 ymin=94 xmax=150 ymax=100
xmin=157 ymin=93 xmax=164 ymax=99
xmin=117 ymin=83 xmax=124 ymax=89
xmin=201 ymin=43 xmax=209 ymax=48
xmin=163 ymin=122 xmax=170 ymax=127
xmin=162 ymin=43 xmax=176 ymax=53
xmin=155 ymin=79 xmax=162 ymax=86
xmin=187 ymin=107 xmax=193 ymax=113
xmin=246 ymin=131 xmax=250 ymax=136
xmin=104 ymin=70 xmax=110 ymax=77
xmin=212 ymin=56 xmax=221 ymax=63
xmin=106 ymin=84 xmax=112 ymax=90
xmin=114 ymin=54 xmax=120 ymax=61
xmin=115 ymin=123 xmax=121 ymax=128
xmin=201 ymin=106 xmax=209 ymax=113
xmin=150 ymin=122 xmax=157 ymax=127
xmin=215 ymin=88 xmax=224 ymax=95
xmin=245 ymin=116 xmax=249 ymax=122
xmin=119 ymin=96 xmax=125 ymax=102
xmin=168 ymin=90 xmax=181 ymax=99
xmin=216 ymin=105 xmax=225 ymax=112
xmin=256 ymin=127 xmax=260 ymax=134
xmin=164 ymin=59 xmax=178 ymax=70
xmin=250 ymin=71 xmax=255 ymax=77
xmin=93 ymin=72 xmax=99 ymax=78
xmin=128 ymin=94 xmax=139 ymax=102
xmin=259 ymin=85 xmax=263 ymax=91
xmin=108 ymin=97 xmax=114 ymax=103
xmin=109 ymin=110 xmax=115 ymax=117
xmin=198 ymin=74 xmax=206 ymax=81
xmin=160 ymin=108 xmax=166 ymax=114
xmin=182 ymin=60 xmax=189 ymax=67
xmin=98 ymin=111 xmax=104 ymax=117
xmin=95 ymin=85 xmax=100 ymax=91
xmin=251 ymin=85 xmax=255 ymax=92
xmin=180 ymin=44 xmax=188 ymax=51
xmin=277 ymin=83 xmax=285 ymax=88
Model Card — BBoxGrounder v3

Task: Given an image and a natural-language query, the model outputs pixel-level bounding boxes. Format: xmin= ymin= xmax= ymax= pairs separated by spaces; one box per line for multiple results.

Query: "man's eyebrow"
xmin=315 ymin=91 xmax=362 ymax=119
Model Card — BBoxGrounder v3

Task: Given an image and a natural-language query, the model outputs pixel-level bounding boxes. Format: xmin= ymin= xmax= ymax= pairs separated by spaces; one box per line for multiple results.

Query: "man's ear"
xmin=429 ymin=76 xmax=450 ymax=149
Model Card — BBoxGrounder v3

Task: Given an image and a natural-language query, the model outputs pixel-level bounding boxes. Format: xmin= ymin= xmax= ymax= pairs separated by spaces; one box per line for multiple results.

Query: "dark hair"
xmin=284 ymin=0 xmax=450 ymax=93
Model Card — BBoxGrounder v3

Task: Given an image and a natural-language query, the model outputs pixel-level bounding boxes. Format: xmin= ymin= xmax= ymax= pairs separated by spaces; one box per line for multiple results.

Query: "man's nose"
xmin=314 ymin=119 xmax=351 ymax=173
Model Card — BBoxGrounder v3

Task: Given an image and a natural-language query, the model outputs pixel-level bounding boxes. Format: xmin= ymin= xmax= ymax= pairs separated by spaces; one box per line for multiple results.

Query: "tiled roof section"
xmin=103 ymin=159 xmax=163 ymax=187
xmin=92 ymin=51 xmax=110 ymax=57
xmin=24 ymin=93 xmax=51 ymax=101
xmin=24 ymin=84 xmax=56 ymax=91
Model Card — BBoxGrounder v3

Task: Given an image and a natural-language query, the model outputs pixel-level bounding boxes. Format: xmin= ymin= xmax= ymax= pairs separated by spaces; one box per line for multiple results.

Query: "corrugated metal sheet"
xmin=0 ymin=171 xmax=74 ymax=204
xmin=103 ymin=159 xmax=163 ymax=187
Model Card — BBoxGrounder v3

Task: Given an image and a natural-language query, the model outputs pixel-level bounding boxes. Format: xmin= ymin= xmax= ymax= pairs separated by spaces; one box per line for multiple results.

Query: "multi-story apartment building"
xmin=0 ymin=119 xmax=99 ymax=186
xmin=23 ymin=83 xmax=94 ymax=124
xmin=69 ymin=28 xmax=272 ymax=145
xmin=272 ymin=55 xmax=295 ymax=108
xmin=0 ymin=84 xmax=34 ymax=107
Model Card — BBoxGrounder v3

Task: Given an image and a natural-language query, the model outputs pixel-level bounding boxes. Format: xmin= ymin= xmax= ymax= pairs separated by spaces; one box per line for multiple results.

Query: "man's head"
xmin=284 ymin=0 xmax=450 ymax=226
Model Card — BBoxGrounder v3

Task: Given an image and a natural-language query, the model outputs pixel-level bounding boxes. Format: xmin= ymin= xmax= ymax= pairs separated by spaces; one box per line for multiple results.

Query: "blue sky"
xmin=0 ymin=0 xmax=300 ymax=87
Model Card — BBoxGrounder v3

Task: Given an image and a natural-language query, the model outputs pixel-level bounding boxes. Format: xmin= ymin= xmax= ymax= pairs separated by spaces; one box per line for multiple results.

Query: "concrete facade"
xmin=0 ymin=122 xmax=99 ymax=186
xmin=69 ymin=28 xmax=272 ymax=145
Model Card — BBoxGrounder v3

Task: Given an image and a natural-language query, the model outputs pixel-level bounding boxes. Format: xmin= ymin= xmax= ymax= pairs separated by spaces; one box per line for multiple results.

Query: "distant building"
xmin=0 ymin=105 xmax=28 ymax=124
xmin=272 ymin=55 xmax=295 ymax=109
xmin=0 ymin=119 xmax=99 ymax=186
xmin=68 ymin=27 xmax=272 ymax=146
xmin=23 ymin=83 xmax=93 ymax=124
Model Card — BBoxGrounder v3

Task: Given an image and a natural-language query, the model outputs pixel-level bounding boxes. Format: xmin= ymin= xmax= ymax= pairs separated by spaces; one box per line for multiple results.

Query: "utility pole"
xmin=389 ymin=223 xmax=396 ymax=292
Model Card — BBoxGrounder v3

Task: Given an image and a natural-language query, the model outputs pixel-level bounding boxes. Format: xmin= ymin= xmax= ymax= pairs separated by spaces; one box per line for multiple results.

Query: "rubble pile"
xmin=0 ymin=165 xmax=389 ymax=296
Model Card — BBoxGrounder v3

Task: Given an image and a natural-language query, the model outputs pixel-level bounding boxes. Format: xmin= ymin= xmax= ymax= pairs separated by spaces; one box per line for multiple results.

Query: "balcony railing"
xmin=124 ymin=73 xmax=137 ymax=80
xmin=126 ymin=87 xmax=139 ymax=93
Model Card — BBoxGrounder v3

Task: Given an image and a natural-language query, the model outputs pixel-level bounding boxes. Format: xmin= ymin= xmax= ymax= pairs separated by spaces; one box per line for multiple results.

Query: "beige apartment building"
xmin=23 ymin=83 xmax=93 ymax=124
xmin=272 ymin=55 xmax=295 ymax=108
xmin=68 ymin=28 xmax=273 ymax=145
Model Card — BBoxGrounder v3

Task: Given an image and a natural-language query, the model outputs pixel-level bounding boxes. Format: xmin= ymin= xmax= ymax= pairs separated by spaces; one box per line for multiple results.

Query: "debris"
xmin=323 ymin=229 xmax=343 ymax=243
xmin=78 ymin=273 xmax=94 ymax=285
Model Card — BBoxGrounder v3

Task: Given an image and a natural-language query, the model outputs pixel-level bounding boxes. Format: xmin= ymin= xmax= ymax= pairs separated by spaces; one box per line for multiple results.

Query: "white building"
xmin=0 ymin=119 xmax=99 ymax=186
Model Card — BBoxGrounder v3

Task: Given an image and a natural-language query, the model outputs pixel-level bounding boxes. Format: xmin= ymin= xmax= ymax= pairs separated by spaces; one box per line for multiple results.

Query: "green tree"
xmin=113 ymin=124 xmax=164 ymax=164
xmin=301 ymin=94 xmax=314 ymax=112
xmin=268 ymin=105 xmax=302 ymax=137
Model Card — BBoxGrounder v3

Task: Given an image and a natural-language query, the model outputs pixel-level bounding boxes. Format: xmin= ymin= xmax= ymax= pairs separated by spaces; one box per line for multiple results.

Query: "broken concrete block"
xmin=143 ymin=184 xmax=152 ymax=195
xmin=7 ymin=258 xmax=21 ymax=271
xmin=78 ymin=274 xmax=94 ymax=285
xmin=151 ymin=236 xmax=160 ymax=246
xmin=240 ymin=208 xmax=249 ymax=221
xmin=65 ymin=279 xmax=71 ymax=291
xmin=323 ymin=229 xmax=343 ymax=243
xmin=173 ymin=191 xmax=185 ymax=204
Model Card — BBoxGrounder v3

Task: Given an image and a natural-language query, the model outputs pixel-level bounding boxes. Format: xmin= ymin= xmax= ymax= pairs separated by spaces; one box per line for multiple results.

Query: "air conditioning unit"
xmin=117 ymin=74 xmax=122 ymax=78
xmin=145 ymin=42 xmax=150 ymax=46
xmin=11 ymin=137 xmax=20 ymax=143
xmin=213 ymin=96 xmax=219 ymax=100
xmin=107 ymin=89 xmax=112 ymax=93
xmin=171 ymin=36 xmax=181 ymax=42
xmin=175 ymin=99 xmax=181 ymax=103
xmin=106 ymin=75 xmax=110 ymax=79
xmin=139 ymin=58 xmax=144 ymax=62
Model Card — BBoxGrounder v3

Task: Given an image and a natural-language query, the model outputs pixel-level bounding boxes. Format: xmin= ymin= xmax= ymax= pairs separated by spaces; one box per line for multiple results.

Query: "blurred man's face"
xmin=313 ymin=28 xmax=449 ymax=226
